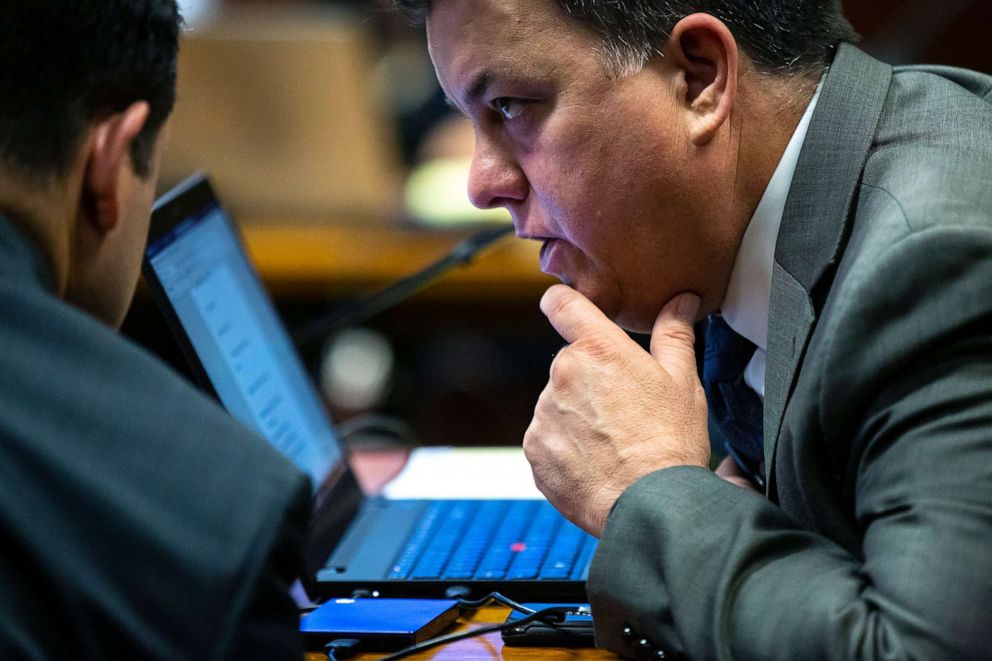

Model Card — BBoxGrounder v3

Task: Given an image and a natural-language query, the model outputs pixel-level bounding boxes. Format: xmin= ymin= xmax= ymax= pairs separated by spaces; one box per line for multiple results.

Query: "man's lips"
xmin=516 ymin=232 xmax=567 ymax=280
xmin=539 ymin=238 xmax=564 ymax=278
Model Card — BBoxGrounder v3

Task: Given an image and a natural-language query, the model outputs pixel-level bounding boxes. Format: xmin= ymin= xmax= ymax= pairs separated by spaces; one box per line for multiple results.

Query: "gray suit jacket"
xmin=587 ymin=44 xmax=992 ymax=660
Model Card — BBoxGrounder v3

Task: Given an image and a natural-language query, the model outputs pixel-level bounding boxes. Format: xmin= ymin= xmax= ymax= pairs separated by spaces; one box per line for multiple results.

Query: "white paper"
xmin=381 ymin=446 xmax=543 ymax=500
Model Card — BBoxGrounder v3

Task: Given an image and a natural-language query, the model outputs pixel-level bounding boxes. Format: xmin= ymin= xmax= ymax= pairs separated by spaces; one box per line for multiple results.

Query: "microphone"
xmin=294 ymin=224 xmax=515 ymax=347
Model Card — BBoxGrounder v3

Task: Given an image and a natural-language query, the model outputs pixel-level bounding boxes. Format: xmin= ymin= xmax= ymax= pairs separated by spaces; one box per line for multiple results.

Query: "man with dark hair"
xmin=0 ymin=2 xmax=309 ymax=657
xmin=398 ymin=0 xmax=992 ymax=657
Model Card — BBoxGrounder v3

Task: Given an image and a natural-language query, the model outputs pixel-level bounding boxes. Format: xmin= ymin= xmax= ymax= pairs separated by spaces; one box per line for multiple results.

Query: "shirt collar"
xmin=719 ymin=82 xmax=822 ymax=350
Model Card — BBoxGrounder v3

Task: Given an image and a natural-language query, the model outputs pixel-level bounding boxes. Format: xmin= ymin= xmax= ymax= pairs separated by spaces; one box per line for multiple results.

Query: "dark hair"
xmin=0 ymin=1 xmax=182 ymax=181
xmin=394 ymin=0 xmax=858 ymax=76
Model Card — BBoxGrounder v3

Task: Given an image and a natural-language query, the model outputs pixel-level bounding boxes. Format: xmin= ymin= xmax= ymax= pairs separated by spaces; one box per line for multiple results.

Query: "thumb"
xmin=540 ymin=284 xmax=624 ymax=345
xmin=650 ymin=292 xmax=701 ymax=375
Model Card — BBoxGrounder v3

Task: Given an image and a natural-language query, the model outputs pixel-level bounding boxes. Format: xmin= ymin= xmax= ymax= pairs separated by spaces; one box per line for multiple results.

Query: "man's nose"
xmin=467 ymin=136 xmax=527 ymax=209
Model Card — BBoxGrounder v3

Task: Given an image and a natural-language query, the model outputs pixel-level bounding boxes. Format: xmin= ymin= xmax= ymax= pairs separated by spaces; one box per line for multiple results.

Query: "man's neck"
xmin=0 ymin=169 xmax=80 ymax=297
xmin=734 ymin=72 xmax=819 ymax=224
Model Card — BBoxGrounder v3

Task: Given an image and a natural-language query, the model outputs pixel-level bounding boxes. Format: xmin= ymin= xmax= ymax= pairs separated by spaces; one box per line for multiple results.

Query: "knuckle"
xmin=522 ymin=420 xmax=546 ymax=460
xmin=532 ymin=387 xmax=554 ymax=417
xmin=549 ymin=288 xmax=581 ymax=320
xmin=548 ymin=350 xmax=578 ymax=387
xmin=522 ymin=435 xmax=539 ymax=464
xmin=573 ymin=334 xmax=617 ymax=362
xmin=522 ymin=423 xmax=537 ymax=451
xmin=661 ymin=325 xmax=696 ymax=351
xmin=549 ymin=339 xmax=618 ymax=389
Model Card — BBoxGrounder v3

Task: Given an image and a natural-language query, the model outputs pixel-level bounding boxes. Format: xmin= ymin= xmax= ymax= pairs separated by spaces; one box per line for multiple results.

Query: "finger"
xmin=714 ymin=454 xmax=741 ymax=479
xmin=540 ymin=284 xmax=623 ymax=345
xmin=722 ymin=474 xmax=761 ymax=493
xmin=714 ymin=455 xmax=760 ymax=492
xmin=649 ymin=292 xmax=700 ymax=376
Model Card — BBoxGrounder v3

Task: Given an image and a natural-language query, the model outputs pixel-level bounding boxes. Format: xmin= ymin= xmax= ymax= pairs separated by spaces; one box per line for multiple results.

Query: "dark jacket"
xmin=0 ymin=214 xmax=310 ymax=659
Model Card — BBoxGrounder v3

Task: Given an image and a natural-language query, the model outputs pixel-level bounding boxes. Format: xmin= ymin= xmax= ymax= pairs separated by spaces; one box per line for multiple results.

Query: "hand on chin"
xmin=524 ymin=285 xmax=710 ymax=537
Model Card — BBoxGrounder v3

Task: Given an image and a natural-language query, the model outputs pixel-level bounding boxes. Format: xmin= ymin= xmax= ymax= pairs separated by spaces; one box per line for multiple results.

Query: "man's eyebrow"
xmin=465 ymin=70 xmax=492 ymax=107
xmin=444 ymin=69 xmax=492 ymax=115
xmin=447 ymin=67 xmax=535 ymax=115
xmin=441 ymin=70 xmax=492 ymax=118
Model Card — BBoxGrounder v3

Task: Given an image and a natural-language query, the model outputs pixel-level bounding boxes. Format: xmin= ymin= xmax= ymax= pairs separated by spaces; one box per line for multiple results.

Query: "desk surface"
xmin=303 ymin=605 xmax=614 ymax=660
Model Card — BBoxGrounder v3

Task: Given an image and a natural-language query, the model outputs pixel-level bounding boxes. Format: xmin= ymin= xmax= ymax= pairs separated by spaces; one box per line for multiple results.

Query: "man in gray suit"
xmin=0 ymin=1 xmax=309 ymax=657
xmin=398 ymin=0 xmax=992 ymax=657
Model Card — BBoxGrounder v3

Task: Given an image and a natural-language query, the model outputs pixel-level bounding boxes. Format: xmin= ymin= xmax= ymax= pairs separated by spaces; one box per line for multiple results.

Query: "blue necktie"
xmin=703 ymin=315 xmax=766 ymax=489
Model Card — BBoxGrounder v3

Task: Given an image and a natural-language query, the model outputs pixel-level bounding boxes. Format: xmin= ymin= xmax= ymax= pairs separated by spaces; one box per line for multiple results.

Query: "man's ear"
xmin=82 ymin=101 xmax=150 ymax=235
xmin=666 ymin=13 xmax=738 ymax=146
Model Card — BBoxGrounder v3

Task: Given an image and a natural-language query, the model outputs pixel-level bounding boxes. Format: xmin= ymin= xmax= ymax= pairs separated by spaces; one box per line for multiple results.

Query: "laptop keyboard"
xmin=388 ymin=500 xmax=597 ymax=581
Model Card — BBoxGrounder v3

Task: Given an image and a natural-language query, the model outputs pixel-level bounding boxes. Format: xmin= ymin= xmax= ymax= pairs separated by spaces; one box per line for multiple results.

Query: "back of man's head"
xmin=396 ymin=0 xmax=858 ymax=77
xmin=0 ymin=0 xmax=181 ymax=186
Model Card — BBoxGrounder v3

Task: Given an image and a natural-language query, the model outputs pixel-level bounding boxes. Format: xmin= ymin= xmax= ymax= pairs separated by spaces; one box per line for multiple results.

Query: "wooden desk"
xmin=317 ymin=450 xmax=615 ymax=660
xmin=303 ymin=604 xmax=614 ymax=660
xmin=237 ymin=220 xmax=556 ymax=300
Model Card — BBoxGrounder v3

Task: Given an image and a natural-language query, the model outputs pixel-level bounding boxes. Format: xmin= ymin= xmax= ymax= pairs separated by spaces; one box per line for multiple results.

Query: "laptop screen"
xmin=145 ymin=180 xmax=340 ymax=490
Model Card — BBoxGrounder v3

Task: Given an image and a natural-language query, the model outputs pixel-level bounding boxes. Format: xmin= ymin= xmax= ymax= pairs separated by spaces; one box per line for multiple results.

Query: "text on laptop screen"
xmin=146 ymin=202 xmax=340 ymax=489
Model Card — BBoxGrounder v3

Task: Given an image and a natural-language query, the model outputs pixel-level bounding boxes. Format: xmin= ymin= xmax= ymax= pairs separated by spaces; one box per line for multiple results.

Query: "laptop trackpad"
xmin=321 ymin=499 xmax=428 ymax=580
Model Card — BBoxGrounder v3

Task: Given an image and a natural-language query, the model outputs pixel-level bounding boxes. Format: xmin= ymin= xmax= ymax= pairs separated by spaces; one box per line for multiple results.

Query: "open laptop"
xmin=141 ymin=174 xmax=596 ymax=602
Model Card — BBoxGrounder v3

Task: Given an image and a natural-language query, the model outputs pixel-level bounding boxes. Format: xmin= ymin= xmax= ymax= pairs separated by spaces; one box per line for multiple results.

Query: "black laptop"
xmin=142 ymin=173 xmax=595 ymax=602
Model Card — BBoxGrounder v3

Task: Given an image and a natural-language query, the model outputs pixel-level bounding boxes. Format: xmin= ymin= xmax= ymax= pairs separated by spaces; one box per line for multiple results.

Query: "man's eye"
xmin=494 ymin=97 xmax=526 ymax=121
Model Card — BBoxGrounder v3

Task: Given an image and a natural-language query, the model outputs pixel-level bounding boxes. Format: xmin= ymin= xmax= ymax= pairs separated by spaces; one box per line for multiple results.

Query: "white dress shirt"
xmin=719 ymin=84 xmax=821 ymax=399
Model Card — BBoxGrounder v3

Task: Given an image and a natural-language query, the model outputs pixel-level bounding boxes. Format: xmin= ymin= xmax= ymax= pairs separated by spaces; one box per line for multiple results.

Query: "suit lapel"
xmin=764 ymin=45 xmax=892 ymax=494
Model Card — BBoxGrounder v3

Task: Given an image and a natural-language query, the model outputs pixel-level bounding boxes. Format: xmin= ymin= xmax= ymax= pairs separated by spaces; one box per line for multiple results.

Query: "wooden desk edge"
xmin=303 ymin=604 xmax=612 ymax=660
xmin=237 ymin=222 xmax=557 ymax=300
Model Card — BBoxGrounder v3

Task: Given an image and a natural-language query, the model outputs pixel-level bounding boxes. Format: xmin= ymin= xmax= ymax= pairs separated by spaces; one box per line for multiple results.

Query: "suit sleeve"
xmin=220 ymin=475 xmax=311 ymax=660
xmin=586 ymin=225 xmax=992 ymax=660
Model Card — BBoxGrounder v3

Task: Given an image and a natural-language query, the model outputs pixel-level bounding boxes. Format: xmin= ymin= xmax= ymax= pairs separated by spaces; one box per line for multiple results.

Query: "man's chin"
xmin=545 ymin=279 xmax=651 ymax=332
xmin=612 ymin=312 xmax=653 ymax=334
xmin=575 ymin=288 xmax=641 ymax=331
xmin=607 ymin=302 xmax=657 ymax=335
xmin=543 ymin=268 xmax=573 ymax=289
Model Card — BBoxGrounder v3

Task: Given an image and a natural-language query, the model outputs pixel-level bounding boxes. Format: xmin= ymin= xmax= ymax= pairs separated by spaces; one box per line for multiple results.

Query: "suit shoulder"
xmin=892 ymin=63 xmax=992 ymax=103
xmin=859 ymin=66 xmax=992 ymax=234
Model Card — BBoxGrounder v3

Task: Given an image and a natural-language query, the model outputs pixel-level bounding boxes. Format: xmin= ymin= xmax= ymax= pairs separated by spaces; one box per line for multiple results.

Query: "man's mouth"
xmin=539 ymin=238 xmax=564 ymax=279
